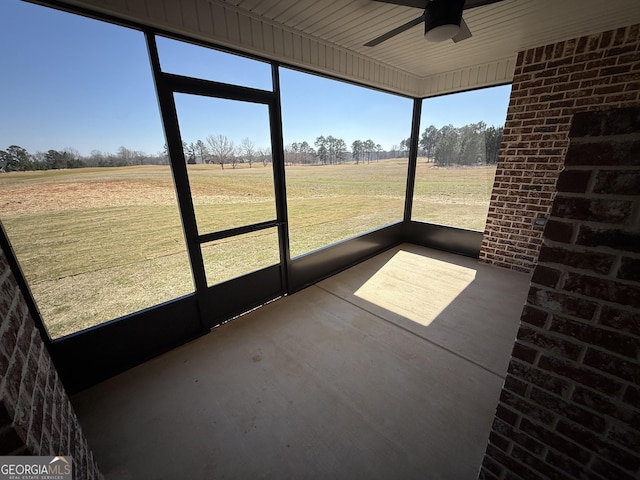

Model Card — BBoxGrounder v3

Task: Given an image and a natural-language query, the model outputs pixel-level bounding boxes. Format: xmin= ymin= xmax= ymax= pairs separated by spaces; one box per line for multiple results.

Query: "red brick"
xmin=520 ymin=418 xmax=591 ymax=463
xmin=511 ymin=341 xmax=538 ymax=364
xmin=605 ymin=45 xmax=638 ymax=58
xmin=564 ymin=139 xmax=640 ymax=166
xmin=529 ymin=387 xmax=606 ymax=433
xmin=531 ymin=265 xmax=562 ymax=288
xmin=601 ymin=65 xmax=633 ymax=76
xmin=576 ymin=225 xmax=640 ymax=253
xmin=550 ymin=196 xmax=633 ymax=224
xmin=517 ymin=324 xmax=582 ymax=361
xmin=527 ymin=287 xmax=598 ymax=320
xmin=544 ymin=450 xmax=589 ymax=478
xmin=535 ymin=67 xmax=558 ymax=78
xmin=533 ymin=125 xmax=561 ymax=134
xmin=543 ymin=220 xmax=574 ymax=243
xmin=570 ymin=69 xmax=600 ymax=81
xmin=599 ymin=30 xmax=614 ymax=49
xmin=590 ymin=457 xmax=639 ymax=480
xmin=0 ymin=308 xmax=22 ymax=359
xmin=485 ymin=443 xmax=540 ymax=480
xmin=538 ymin=246 xmax=615 ymax=274
xmin=571 ymin=386 xmax=640 ymax=431
xmin=562 ymin=272 xmax=640 ymax=308
xmin=622 ymin=384 xmax=640 ymax=409
xmin=521 ymin=305 xmax=549 ymax=327
xmin=482 ymin=455 xmax=504 ymax=477
xmin=607 ymin=424 xmax=640 ymax=454
xmin=583 ymin=348 xmax=640 ymax=384
xmin=28 ymin=387 xmax=45 ymax=452
xmin=616 ymin=72 xmax=640 ymax=84
xmin=556 ymin=420 xmax=640 ymax=472
xmin=494 ymin=417 xmax=546 ymax=456
xmin=598 ymin=305 xmax=640 ymax=337
xmin=489 ymin=430 xmax=510 ymax=452
xmin=539 ymin=92 xmax=566 ymax=102
xmin=537 ymin=354 xmax=624 ymax=395
xmin=496 ymin=404 xmax=519 ymax=427
xmin=606 ymin=91 xmax=640 ymax=103
xmin=0 ymin=280 xmax=17 ymax=322
xmin=593 ymin=170 xmax=640 ymax=195
xmin=3 ymin=351 xmax=25 ymax=407
xmin=504 ymin=374 xmax=529 ymax=397
xmin=508 ymin=360 xmax=570 ymax=397
xmin=550 ymin=315 xmax=639 ymax=359
xmin=553 ymin=81 xmax=582 ymax=93
xmin=510 ymin=445 xmax=564 ymax=479
xmin=555 ymin=169 xmax=592 ymax=193
xmin=482 ymin=30 xmax=640 ymax=480
xmin=523 ymin=63 xmax=547 ymax=73
xmin=594 ymin=84 xmax=627 ymax=95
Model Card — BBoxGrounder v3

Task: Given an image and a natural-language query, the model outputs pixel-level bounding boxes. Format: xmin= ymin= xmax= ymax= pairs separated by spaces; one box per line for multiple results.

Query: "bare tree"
xmin=117 ymin=146 xmax=134 ymax=165
xmin=206 ymin=134 xmax=235 ymax=169
xmin=240 ymin=138 xmax=257 ymax=168
xmin=185 ymin=142 xmax=196 ymax=164
xmin=195 ymin=140 xmax=208 ymax=164
xmin=260 ymin=147 xmax=272 ymax=167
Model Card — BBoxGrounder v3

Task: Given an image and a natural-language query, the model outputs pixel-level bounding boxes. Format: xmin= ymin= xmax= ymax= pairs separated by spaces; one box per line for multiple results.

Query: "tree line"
xmin=0 ymin=122 xmax=503 ymax=172
xmin=398 ymin=122 xmax=504 ymax=166
xmin=285 ymin=122 xmax=503 ymax=167
xmin=285 ymin=137 xmax=398 ymax=166
xmin=0 ymin=145 xmax=169 ymax=172
xmin=182 ymin=135 xmax=272 ymax=169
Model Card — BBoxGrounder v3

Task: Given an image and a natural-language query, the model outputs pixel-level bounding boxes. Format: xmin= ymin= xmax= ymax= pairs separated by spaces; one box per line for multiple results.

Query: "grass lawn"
xmin=0 ymin=160 xmax=495 ymax=338
xmin=412 ymin=161 xmax=496 ymax=231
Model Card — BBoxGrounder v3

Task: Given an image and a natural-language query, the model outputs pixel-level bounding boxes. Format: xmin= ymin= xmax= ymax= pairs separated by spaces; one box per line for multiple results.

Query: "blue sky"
xmin=0 ymin=0 xmax=511 ymax=157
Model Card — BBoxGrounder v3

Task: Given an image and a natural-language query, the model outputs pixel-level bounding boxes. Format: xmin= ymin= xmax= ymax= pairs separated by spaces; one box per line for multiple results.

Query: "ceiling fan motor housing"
xmin=424 ymin=0 xmax=465 ymax=42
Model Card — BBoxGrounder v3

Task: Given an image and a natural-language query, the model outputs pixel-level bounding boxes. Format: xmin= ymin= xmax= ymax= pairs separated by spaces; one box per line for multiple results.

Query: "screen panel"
xmin=412 ymin=85 xmax=511 ymax=231
xmin=0 ymin=1 xmax=193 ymax=338
xmin=280 ymin=67 xmax=413 ymax=258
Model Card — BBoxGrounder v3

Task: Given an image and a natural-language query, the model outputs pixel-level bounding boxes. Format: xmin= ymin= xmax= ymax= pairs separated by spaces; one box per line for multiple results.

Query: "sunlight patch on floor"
xmin=353 ymin=249 xmax=476 ymax=326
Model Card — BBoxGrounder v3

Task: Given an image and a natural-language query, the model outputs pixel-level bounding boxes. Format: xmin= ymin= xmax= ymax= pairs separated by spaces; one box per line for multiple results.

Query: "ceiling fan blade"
xmin=452 ymin=17 xmax=472 ymax=42
xmin=364 ymin=14 xmax=425 ymax=47
xmin=364 ymin=0 xmax=503 ymax=47
xmin=462 ymin=0 xmax=503 ymax=10
xmin=370 ymin=0 xmax=503 ymax=9
xmin=369 ymin=0 xmax=427 ymax=8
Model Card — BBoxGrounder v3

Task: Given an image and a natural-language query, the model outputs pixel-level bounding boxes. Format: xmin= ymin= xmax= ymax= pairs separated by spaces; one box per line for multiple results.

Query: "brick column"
xmin=0 ymin=229 xmax=102 ymax=480
xmin=480 ymin=24 xmax=640 ymax=273
xmin=480 ymin=107 xmax=640 ymax=479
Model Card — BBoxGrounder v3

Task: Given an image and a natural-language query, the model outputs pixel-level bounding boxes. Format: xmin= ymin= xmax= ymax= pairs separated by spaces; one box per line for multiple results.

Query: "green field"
xmin=0 ymin=160 xmax=495 ymax=338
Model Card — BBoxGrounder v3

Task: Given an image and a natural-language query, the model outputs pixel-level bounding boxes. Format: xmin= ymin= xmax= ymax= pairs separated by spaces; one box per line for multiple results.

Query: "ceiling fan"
xmin=364 ymin=0 xmax=503 ymax=47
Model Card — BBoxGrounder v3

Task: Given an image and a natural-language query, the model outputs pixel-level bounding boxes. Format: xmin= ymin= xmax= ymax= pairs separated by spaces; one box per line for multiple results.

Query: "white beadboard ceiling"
xmin=52 ymin=0 xmax=640 ymax=97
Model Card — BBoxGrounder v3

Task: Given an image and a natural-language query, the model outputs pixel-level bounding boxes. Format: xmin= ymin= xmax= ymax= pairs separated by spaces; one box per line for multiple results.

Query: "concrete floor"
xmin=72 ymin=244 xmax=531 ymax=479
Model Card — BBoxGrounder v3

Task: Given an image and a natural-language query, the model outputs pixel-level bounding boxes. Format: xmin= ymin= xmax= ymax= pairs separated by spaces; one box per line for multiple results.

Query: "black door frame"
xmin=146 ymin=33 xmax=290 ymax=330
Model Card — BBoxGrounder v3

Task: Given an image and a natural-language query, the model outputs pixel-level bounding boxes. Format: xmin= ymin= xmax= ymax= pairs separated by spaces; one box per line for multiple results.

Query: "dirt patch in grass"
xmin=1 ymin=180 xmax=178 ymax=216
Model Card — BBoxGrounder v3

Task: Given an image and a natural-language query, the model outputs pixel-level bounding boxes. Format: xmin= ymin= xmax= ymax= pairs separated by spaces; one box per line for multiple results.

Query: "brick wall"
xmin=480 ymin=24 xmax=640 ymax=273
xmin=479 ymin=107 xmax=640 ymax=479
xmin=0 ymin=231 xmax=102 ymax=479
